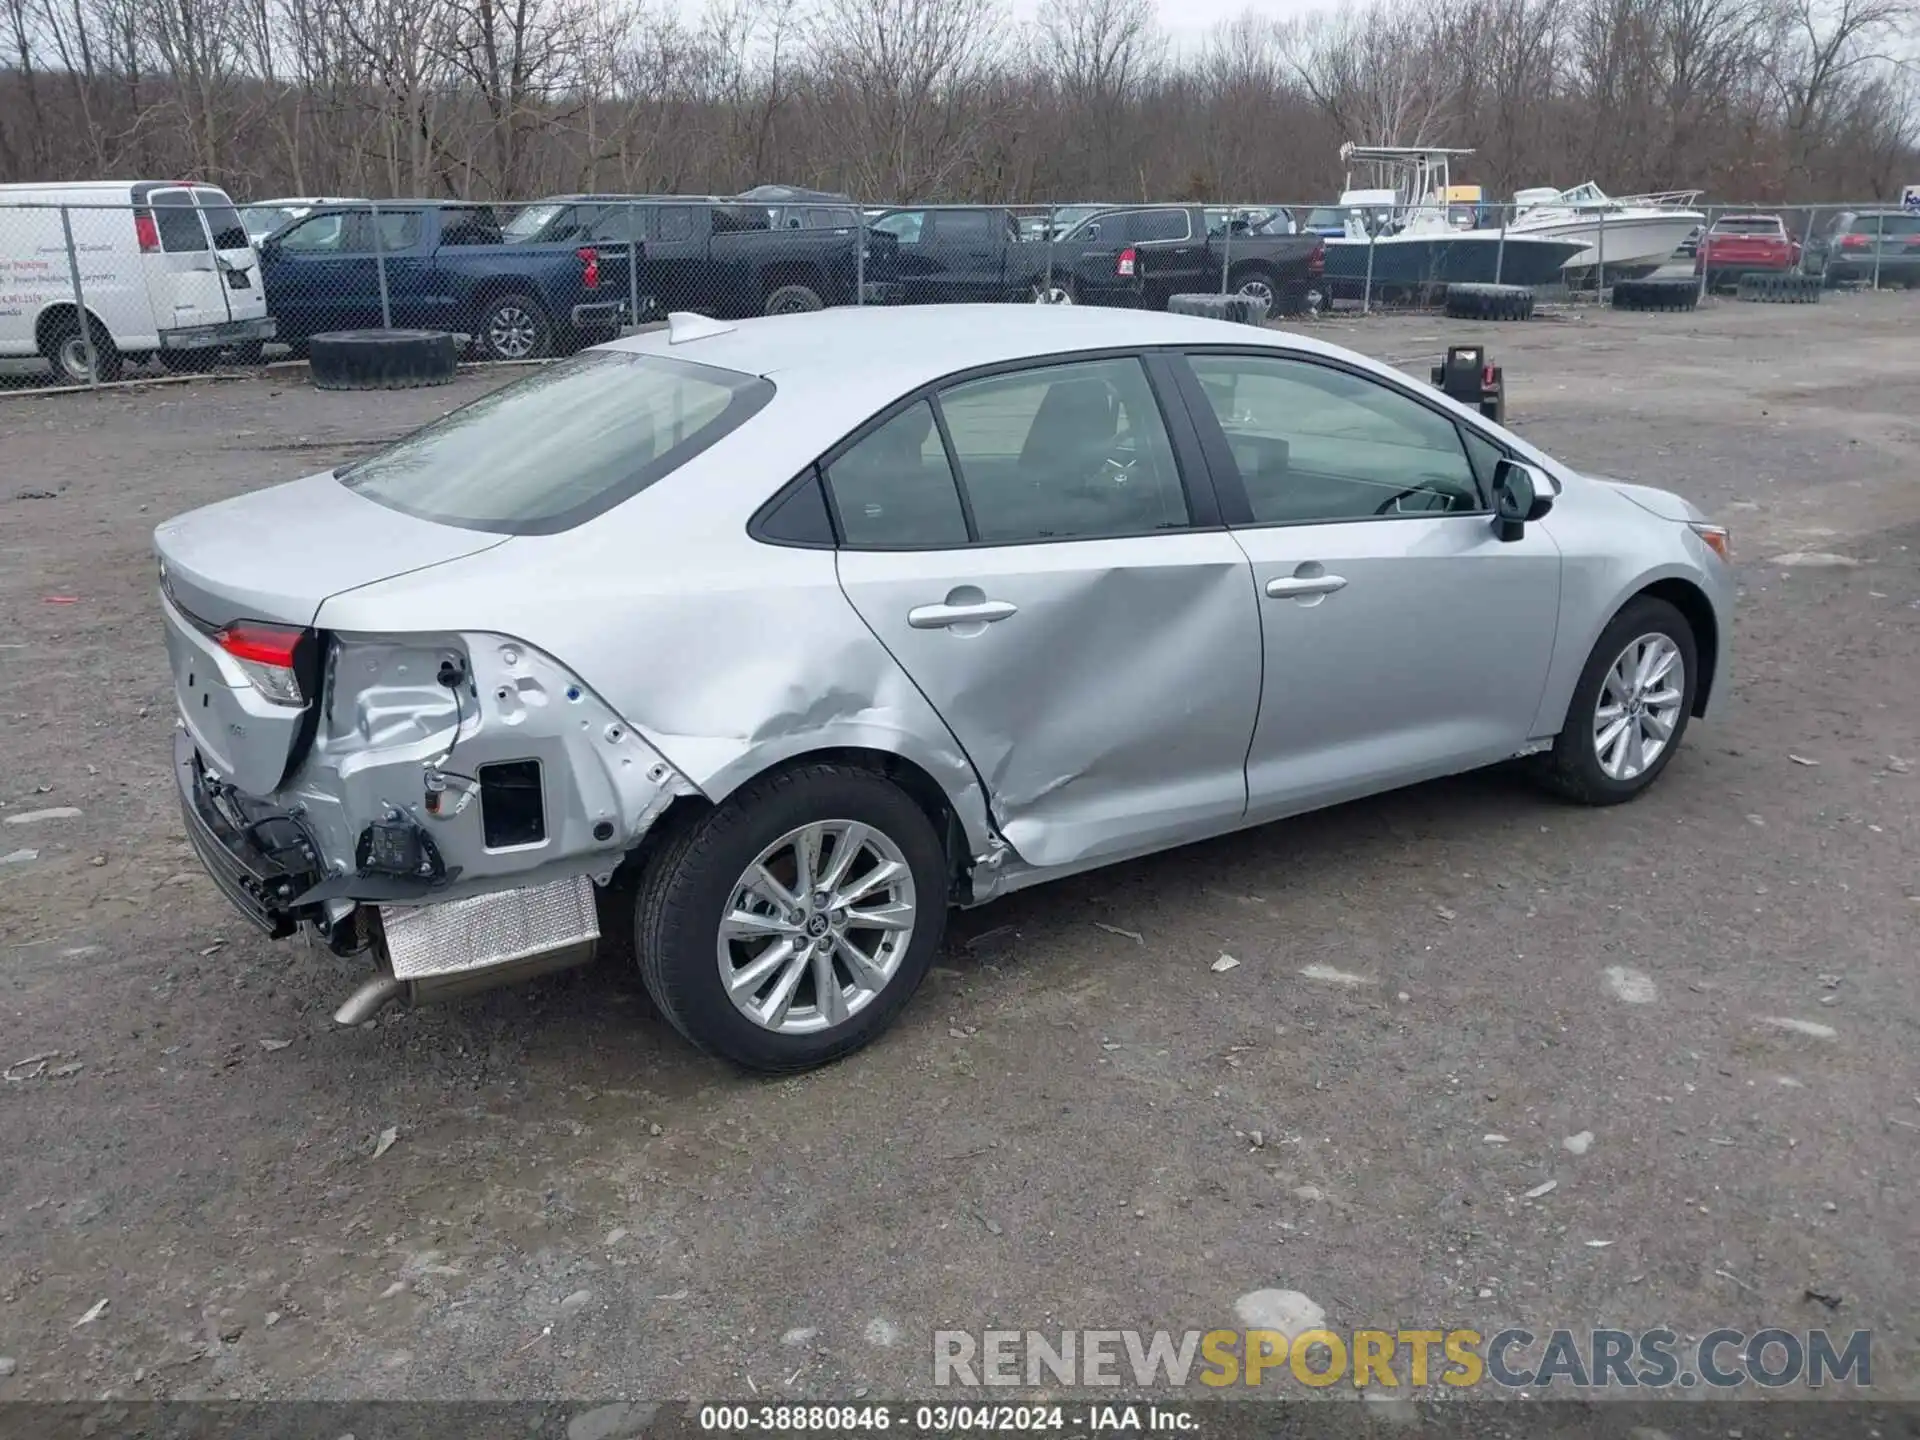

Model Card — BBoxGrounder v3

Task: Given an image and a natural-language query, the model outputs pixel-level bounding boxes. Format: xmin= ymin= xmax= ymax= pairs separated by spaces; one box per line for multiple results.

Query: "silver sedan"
xmin=155 ymin=305 xmax=1733 ymax=1071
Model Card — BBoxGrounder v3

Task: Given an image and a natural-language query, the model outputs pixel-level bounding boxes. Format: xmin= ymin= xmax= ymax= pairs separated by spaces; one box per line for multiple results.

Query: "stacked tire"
xmin=1168 ymin=293 xmax=1267 ymax=326
xmin=1445 ymin=284 xmax=1535 ymax=321
xmin=308 ymin=330 xmax=459 ymax=390
xmin=1610 ymin=278 xmax=1700 ymax=313
xmin=1735 ymin=274 xmax=1822 ymax=304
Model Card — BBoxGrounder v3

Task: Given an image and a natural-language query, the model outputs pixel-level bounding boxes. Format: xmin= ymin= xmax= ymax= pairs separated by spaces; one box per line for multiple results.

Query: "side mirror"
xmin=1492 ymin=459 xmax=1553 ymax=541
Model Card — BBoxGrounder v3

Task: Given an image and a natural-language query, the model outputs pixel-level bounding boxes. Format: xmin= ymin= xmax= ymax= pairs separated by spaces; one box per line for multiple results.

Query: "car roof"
xmin=610 ymin=305 xmax=1330 ymax=416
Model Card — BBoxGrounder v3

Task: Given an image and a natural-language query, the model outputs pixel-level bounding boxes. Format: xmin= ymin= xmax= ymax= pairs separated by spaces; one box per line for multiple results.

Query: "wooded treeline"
xmin=2 ymin=0 xmax=1915 ymax=204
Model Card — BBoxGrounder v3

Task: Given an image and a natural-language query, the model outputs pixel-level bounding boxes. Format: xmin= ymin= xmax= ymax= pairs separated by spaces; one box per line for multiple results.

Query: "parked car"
xmin=504 ymin=194 xmax=884 ymax=317
xmin=156 ymin=303 xmax=1733 ymax=1073
xmin=258 ymin=201 xmax=628 ymax=359
xmin=0 ymin=179 xmax=275 ymax=382
xmin=239 ymin=196 xmax=364 ymax=244
xmin=1803 ymin=209 xmax=1920 ymax=288
xmin=1040 ymin=204 xmax=1326 ymax=317
xmin=1694 ymin=213 xmax=1800 ymax=291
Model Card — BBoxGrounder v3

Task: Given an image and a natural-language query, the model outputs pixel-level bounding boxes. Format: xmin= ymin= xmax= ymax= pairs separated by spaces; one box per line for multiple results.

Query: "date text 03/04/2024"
xmin=697 ymin=1404 xmax=1192 ymax=1432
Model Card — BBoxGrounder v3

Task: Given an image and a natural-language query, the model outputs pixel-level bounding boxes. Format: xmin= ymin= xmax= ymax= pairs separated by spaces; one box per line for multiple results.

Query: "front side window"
xmin=937 ymin=211 xmax=995 ymax=242
xmin=938 ymin=358 xmax=1188 ymax=543
xmin=872 ymin=211 xmax=925 ymax=243
xmin=824 ymin=400 xmax=970 ymax=548
xmin=275 ymin=213 xmax=346 ymax=252
xmin=339 ymin=351 xmax=773 ymax=534
xmin=1188 ymin=354 xmax=1480 ymax=523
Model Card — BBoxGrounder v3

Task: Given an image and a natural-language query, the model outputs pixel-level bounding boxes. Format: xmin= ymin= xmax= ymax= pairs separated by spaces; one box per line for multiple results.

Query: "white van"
xmin=0 ymin=179 xmax=275 ymax=383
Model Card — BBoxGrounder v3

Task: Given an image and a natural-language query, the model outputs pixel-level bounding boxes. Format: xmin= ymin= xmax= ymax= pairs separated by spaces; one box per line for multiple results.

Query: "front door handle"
xmin=1266 ymin=574 xmax=1348 ymax=599
xmin=908 ymin=599 xmax=1018 ymax=629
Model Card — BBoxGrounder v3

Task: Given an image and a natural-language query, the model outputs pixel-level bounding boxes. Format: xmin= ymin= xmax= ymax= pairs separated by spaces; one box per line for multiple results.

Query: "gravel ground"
xmin=0 ymin=292 xmax=1916 ymax=1412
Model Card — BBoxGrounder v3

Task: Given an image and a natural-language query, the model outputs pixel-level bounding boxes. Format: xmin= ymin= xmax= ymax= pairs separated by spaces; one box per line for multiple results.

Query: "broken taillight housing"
xmin=1116 ymin=246 xmax=1137 ymax=278
xmin=216 ymin=622 xmax=307 ymax=705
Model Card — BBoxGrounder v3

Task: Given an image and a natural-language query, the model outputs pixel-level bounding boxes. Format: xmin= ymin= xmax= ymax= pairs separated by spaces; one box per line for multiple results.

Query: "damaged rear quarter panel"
xmin=311 ymin=484 xmax=996 ymax=862
xmin=282 ymin=630 xmax=693 ymax=890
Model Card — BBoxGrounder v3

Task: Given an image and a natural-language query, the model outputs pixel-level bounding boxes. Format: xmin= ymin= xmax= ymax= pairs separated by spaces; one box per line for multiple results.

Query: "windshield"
xmin=338 ymin=351 xmax=775 ymax=534
xmin=240 ymin=206 xmax=295 ymax=240
xmin=1304 ymin=208 xmax=1345 ymax=230
xmin=503 ymin=203 xmax=566 ymax=243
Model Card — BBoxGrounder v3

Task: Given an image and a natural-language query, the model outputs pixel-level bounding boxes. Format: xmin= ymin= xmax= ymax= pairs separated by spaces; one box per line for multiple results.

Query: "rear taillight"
xmin=1308 ymin=242 xmax=1325 ymax=276
xmin=134 ymin=211 xmax=160 ymax=253
xmin=1839 ymin=234 xmax=1871 ymax=250
xmin=216 ymin=622 xmax=307 ymax=706
xmin=1116 ymin=246 xmax=1137 ymax=278
xmin=577 ymin=246 xmax=599 ymax=288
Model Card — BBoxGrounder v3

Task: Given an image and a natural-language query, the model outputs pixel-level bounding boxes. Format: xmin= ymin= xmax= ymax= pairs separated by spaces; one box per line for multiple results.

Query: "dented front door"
xmin=837 ymin=532 xmax=1262 ymax=869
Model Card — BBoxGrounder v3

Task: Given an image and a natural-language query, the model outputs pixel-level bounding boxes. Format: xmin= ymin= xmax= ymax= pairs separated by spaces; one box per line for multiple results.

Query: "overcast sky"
xmin=1005 ymin=0 xmax=1335 ymax=41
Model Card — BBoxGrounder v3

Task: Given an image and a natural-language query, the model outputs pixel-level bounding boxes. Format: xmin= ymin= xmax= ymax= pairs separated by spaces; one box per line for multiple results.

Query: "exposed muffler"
xmin=331 ymin=874 xmax=600 ymax=1025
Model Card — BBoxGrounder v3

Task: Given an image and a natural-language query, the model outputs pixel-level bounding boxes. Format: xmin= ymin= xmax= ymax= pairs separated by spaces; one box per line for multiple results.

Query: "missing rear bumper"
xmin=332 ymin=874 xmax=601 ymax=1023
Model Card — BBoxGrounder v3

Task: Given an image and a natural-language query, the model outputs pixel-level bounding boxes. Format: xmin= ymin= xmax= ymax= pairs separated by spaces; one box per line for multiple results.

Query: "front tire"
xmin=1534 ymin=597 xmax=1698 ymax=805
xmin=634 ymin=763 xmax=949 ymax=1073
xmin=763 ymin=284 xmax=824 ymax=315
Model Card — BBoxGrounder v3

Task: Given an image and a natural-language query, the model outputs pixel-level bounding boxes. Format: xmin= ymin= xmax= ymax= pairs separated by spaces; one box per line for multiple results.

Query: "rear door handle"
xmin=1266 ymin=574 xmax=1348 ymax=598
xmin=908 ymin=600 xmax=1018 ymax=629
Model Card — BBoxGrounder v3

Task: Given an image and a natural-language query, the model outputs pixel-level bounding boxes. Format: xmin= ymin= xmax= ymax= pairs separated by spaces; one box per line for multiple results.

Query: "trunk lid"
xmin=155 ymin=472 xmax=506 ymax=795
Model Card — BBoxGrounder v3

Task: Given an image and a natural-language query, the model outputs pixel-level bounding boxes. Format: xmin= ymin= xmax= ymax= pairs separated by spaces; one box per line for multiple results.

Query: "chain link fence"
xmin=3 ymin=191 xmax=1916 ymax=390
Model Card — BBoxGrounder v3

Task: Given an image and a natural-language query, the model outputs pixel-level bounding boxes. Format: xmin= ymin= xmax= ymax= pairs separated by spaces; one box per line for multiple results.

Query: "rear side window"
xmin=375 ymin=212 xmax=423 ymax=250
xmin=338 ymin=351 xmax=774 ymax=535
xmin=152 ymin=194 xmax=208 ymax=252
xmin=937 ymin=211 xmax=996 ymax=241
xmin=825 ymin=401 xmax=970 ymax=547
xmin=658 ymin=207 xmax=699 ymax=242
xmin=1130 ymin=209 xmax=1191 ymax=243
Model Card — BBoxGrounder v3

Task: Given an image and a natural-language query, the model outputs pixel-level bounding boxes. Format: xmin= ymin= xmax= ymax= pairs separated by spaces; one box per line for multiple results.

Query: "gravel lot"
xmin=1 ymin=292 xmax=1916 ymax=1410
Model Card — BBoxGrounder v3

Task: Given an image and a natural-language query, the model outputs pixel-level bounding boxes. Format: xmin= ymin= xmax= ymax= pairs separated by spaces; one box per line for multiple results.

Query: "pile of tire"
xmin=308 ymin=329 xmax=459 ymax=391
xmin=1168 ymin=293 xmax=1267 ymax=326
xmin=1610 ymin=278 xmax=1701 ymax=312
xmin=1444 ymin=284 xmax=1535 ymax=321
xmin=1734 ymin=273 xmax=1822 ymax=304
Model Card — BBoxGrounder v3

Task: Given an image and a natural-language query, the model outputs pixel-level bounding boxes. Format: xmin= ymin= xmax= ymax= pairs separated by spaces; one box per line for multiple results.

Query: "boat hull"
xmin=1507 ymin=211 xmax=1704 ymax=278
xmin=1323 ymin=234 xmax=1586 ymax=296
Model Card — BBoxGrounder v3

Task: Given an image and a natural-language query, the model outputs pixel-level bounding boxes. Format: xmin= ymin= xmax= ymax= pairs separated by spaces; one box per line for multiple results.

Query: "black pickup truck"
xmin=505 ymin=195 xmax=887 ymax=318
xmin=1043 ymin=205 xmax=1325 ymax=316
xmin=869 ymin=203 xmax=1323 ymax=317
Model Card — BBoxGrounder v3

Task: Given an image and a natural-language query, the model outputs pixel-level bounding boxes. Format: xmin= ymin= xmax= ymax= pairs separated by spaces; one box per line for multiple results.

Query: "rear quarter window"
xmin=337 ymin=351 xmax=774 ymax=535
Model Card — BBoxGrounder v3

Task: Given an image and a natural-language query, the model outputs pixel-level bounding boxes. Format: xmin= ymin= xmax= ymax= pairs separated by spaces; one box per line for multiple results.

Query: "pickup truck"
xmin=259 ymin=202 xmax=629 ymax=360
xmin=869 ymin=203 xmax=1325 ymax=317
xmin=1695 ymin=214 xmax=1801 ymax=292
xmin=503 ymin=195 xmax=887 ymax=318
xmin=1039 ymin=205 xmax=1326 ymax=317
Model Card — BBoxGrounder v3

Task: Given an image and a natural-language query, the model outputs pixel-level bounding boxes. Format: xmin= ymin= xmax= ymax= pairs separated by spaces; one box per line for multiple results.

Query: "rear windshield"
xmin=338 ymin=351 xmax=774 ymax=534
xmin=1712 ymin=217 xmax=1782 ymax=233
xmin=201 ymin=196 xmax=250 ymax=250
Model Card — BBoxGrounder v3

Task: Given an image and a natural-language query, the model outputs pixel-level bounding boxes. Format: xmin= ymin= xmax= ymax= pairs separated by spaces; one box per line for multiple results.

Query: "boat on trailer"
xmin=1322 ymin=145 xmax=1586 ymax=301
xmin=1507 ymin=182 xmax=1706 ymax=282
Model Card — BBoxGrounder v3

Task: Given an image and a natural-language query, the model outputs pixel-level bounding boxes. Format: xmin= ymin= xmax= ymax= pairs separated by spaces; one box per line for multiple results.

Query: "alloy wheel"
xmin=1032 ymin=282 xmax=1074 ymax=305
xmin=1236 ymin=278 xmax=1276 ymax=315
xmin=486 ymin=306 xmax=539 ymax=359
xmin=1593 ymin=633 xmax=1686 ymax=781
xmin=716 ymin=820 xmax=917 ymax=1035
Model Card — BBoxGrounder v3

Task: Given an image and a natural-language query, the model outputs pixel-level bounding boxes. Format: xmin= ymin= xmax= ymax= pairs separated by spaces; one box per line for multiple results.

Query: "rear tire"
xmin=474 ymin=293 xmax=552 ymax=361
xmin=634 ymin=762 xmax=949 ymax=1073
xmin=44 ymin=314 xmax=122 ymax=384
xmin=1533 ymin=597 xmax=1698 ymax=806
xmin=764 ymin=284 xmax=825 ymax=315
xmin=1228 ymin=266 xmax=1279 ymax=319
